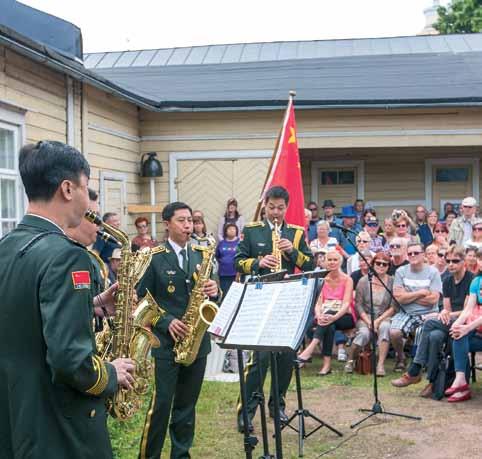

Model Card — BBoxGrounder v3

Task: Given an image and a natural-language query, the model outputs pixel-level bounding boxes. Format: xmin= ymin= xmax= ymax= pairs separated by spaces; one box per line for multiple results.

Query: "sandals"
xmin=317 ymin=370 xmax=332 ymax=377
xmin=296 ymin=356 xmax=312 ymax=368
xmin=444 ymin=384 xmax=469 ymax=396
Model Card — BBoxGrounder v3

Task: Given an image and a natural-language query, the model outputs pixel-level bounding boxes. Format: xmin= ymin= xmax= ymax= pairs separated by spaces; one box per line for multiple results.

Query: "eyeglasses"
xmin=396 ymin=224 xmax=407 ymax=228
xmin=367 ymin=223 xmax=378 ymax=227
xmin=473 ymin=227 xmax=482 ymax=232
xmin=309 ymin=207 xmax=318 ymax=211
xmin=446 ymin=259 xmax=461 ymax=264
xmin=389 ymin=244 xmax=401 ymax=249
xmin=358 ymin=240 xmax=371 ymax=244
xmin=407 ymin=251 xmax=422 ymax=257
xmin=437 ymin=252 xmax=446 ymax=258
xmin=136 ymin=224 xmax=148 ymax=229
xmin=434 ymin=230 xmax=447 ymax=234
xmin=374 ymin=261 xmax=389 ymax=267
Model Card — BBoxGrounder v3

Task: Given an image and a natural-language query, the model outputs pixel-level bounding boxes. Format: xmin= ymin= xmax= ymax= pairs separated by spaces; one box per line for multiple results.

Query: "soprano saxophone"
xmin=85 ymin=210 xmax=162 ymax=420
xmin=173 ymin=235 xmax=219 ymax=366
xmin=271 ymin=218 xmax=282 ymax=272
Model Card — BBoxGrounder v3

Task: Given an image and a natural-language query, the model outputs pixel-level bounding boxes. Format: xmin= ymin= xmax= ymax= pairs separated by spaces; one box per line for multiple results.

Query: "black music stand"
xmin=220 ymin=276 xmax=318 ymax=459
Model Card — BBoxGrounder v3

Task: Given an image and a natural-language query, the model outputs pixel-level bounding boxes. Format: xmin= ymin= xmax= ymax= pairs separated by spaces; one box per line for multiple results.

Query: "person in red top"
xmin=131 ymin=216 xmax=158 ymax=250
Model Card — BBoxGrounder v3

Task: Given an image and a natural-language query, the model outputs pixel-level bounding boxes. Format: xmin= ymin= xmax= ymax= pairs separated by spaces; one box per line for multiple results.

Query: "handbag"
xmin=355 ymin=348 xmax=372 ymax=375
xmin=321 ymin=299 xmax=343 ymax=315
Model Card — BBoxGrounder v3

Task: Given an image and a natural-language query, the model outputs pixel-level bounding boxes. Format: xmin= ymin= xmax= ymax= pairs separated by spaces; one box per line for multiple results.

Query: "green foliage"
xmin=435 ymin=0 xmax=482 ymax=34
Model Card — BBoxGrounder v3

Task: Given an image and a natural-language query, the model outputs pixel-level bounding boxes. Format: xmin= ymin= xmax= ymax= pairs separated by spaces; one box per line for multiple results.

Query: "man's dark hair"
xmin=102 ymin=212 xmax=118 ymax=223
xmin=264 ymin=186 xmax=289 ymax=205
xmin=162 ymin=202 xmax=192 ymax=221
xmin=19 ymin=141 xmax=90 ymax=202
xmin=88 ymin=188 xmax=98 ymax=202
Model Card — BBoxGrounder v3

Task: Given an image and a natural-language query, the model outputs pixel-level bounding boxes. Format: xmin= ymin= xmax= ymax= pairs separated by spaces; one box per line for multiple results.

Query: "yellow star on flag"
xmin=288 ymin=126 xmax=297 ymax=144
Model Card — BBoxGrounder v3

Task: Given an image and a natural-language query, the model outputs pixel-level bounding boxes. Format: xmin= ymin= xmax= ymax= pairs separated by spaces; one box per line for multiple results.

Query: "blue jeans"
xmin=452 ymin=331 xmax=482 ymax=373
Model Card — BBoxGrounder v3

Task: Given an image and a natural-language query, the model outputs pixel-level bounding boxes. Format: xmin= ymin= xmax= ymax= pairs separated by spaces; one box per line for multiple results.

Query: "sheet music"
xmin=223 ymin=278 xmax=316 ymax=351
xmin=258 ymin=279 xmax=315 ymax=348
xmin=208 ymin=282 xmax=244 ymax=338
xmin=224 ymin=283 xmax=279 ymax=347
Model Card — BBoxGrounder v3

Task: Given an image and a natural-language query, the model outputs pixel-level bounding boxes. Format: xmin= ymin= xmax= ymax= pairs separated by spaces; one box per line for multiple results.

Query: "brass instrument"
xmin=85 ymin=210 xmax=162 ymax=420
xmin=172 ymin=235 xmax=219 ymax=366
xmin=271 ymin=218 xmax=282 ymax=272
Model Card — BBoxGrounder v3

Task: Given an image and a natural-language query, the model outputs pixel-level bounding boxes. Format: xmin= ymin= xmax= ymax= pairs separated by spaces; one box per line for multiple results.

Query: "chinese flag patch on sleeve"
xmin=72 ymin=271 xmax=91 ymax=290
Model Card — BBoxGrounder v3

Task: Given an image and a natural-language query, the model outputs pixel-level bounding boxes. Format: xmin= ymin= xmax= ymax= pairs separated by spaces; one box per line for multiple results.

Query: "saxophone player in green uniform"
xmin=0 ymin=141 xmax=135 ymax=459
xmin=235 ymin=185 xmax=314 ymax=432
xmin=137 ymin=201 xmax=220 ymax=459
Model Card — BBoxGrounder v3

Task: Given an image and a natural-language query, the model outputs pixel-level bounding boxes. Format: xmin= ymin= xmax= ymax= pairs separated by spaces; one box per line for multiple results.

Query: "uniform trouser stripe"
xmin=139 ymin=360 xmax=157 ymax=459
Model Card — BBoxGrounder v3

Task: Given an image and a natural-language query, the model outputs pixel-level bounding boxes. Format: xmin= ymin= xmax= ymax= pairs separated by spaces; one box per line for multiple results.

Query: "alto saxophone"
xmin=172 ymin=235 xmax=219 ymax=366
xmin=85 ymin=210 xmax=163 ymax=420
xmin=271 ymin=218 xmax=282 ymax=272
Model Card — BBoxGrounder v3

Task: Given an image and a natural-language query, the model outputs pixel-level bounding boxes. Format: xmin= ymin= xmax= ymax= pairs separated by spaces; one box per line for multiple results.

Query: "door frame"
xmin=99 ymin=171 xmax=128 ymax=223
xmin=425 ymin=158 xmax=480 ymax=210
xmin=310 ymin=160 xmax=365 ymax=203
xmin=168 ymin=150 xmax=272 ymax=201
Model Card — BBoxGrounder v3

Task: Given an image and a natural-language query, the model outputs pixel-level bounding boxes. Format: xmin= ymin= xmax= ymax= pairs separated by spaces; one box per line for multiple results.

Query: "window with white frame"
xmin=0 ymin=123 xmax=22 ymax=237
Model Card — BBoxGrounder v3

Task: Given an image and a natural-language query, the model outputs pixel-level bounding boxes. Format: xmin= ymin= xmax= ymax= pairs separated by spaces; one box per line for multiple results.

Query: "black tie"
xmin=180 ymin=248 xmax=188 ymax=272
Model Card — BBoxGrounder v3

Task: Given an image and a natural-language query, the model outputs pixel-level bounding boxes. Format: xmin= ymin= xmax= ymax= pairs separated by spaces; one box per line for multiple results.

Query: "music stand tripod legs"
xmin=281 ymin=359 xmax=343 ymax=457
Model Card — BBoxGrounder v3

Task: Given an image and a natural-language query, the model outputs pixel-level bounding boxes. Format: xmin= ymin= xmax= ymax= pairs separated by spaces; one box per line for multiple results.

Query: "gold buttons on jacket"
xmin=89 ymin=409 xmax=96 ymax=418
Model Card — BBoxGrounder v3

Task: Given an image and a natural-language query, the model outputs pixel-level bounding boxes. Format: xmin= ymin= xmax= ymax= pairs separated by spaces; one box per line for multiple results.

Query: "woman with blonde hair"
xmin=298 ymin=250 xmax=355 ymax=375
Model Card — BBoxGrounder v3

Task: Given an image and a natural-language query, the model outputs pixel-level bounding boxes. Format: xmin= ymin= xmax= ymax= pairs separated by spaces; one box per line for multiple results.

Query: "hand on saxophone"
xmin=111 ymin=358 xmax=136 ymax=390
xmin=168 ymin=319 xmax=189 ymax=342
xmin=202 ymin=279 xmax=218 ymax=298
xmin=277 ymin=238 xmax=293 ymax=253
xmin=94 ymin=282 xmax=118 ymax=316
xmin=259 ymin=254 xmax=280 ymax=269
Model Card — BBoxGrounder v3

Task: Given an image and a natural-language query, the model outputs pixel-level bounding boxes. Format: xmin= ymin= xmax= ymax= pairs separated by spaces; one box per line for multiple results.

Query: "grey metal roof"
xmin=84 ymin=34 xmax=482 ymax=69
xmin=88 ymin=47 xmax=482 ymax=111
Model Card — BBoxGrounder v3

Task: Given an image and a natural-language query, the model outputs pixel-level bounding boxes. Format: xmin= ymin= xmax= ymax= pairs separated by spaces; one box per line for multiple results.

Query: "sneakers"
xmin=391 ymin=373 xmax=422 ymax=388
xmin=394 ymin=360 xmax=406 ymax=372
xmin=337 ymin=349 xmax=347 ymax=362
xmin=344 ymin=360 xmax=354 ymax=374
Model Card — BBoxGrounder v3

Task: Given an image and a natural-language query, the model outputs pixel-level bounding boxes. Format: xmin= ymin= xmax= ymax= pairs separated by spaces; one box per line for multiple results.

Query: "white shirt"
xmin=27 ymin=213 xmax=65 ymax=233
xmin=168 ymin=238 xmax=188 ymax=269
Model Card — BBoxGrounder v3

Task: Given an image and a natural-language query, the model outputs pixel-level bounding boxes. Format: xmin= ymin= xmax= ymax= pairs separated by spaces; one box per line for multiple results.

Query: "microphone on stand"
xmin=329 ymin=222 xmax=358 ymax=236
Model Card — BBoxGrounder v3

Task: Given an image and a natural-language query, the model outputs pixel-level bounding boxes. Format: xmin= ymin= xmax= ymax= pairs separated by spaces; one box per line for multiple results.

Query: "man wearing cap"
xmin=449 ymin=197 xmax=478 ymax=246
xmin=364 ymin=215 xmax=385 ymax=253
xmin=330 ymin=205 xmax=361 ymax=256
xmin=108 ymin=248 xmax=122 ymax=284
xmin=321 ymin=199 xmax=339 ymax=225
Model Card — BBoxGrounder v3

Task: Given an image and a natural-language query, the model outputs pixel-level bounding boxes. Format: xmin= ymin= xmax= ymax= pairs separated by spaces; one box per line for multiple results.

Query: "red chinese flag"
xmin=262 ymin=98 xmax=305 ymax=227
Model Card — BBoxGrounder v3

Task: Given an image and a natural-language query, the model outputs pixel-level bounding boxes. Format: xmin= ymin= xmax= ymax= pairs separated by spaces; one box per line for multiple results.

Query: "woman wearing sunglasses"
xmin=345 ymin=252 xmax=396 ymax=376
xmin=432 ymin=222 xmax=449 ymax=249
xmin=463 ymin=219 xmax=482 ymax=251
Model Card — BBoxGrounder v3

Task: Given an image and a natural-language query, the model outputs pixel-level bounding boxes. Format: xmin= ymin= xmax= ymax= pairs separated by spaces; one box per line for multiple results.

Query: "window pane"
xmin=339 ymin=170 xmax=355 ymax=184
xmin=1 ymin=179 xmax=16 ymax=218
xmin=0 ymin=128 xmax=15 ymax=170
xmin=321 ymin=171 xmax=338 ymax=185
xmin=1 ymin=221 xmax=16 ymax=237
xmin=435 ymin=167 xmax=469 ymax=182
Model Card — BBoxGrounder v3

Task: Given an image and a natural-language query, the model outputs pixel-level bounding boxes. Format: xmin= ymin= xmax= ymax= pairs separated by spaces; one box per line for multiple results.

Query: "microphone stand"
xmin=334 ymin=226 xmax=421 ymax=428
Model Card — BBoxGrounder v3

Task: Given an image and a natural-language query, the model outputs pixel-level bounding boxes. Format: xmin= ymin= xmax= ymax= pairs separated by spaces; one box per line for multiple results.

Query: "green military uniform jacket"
xmin=235 ymin=219 xmax=314 ymax=275
xmin=0 ymin=215 xmax=117 ymax=459
xmin=137 ymin=241 xmax=218 ymax=360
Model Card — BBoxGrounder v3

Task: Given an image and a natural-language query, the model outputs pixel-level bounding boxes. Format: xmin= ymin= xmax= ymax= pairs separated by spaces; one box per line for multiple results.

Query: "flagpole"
xmin=253 ymin=90 xmax=296 ymax=221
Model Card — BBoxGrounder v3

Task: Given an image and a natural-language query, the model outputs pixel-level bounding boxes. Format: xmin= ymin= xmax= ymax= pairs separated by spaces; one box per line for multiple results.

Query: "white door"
xmin=100 ymin=172 xmax=127 ymax=228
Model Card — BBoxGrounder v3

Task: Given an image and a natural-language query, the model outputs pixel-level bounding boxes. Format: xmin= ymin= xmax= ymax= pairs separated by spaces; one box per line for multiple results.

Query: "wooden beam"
xmin=127 ymin=204 xmax=163 ymax=214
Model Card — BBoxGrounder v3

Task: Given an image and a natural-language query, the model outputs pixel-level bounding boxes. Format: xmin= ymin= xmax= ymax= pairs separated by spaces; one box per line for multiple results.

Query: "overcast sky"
xmin=20 ymin=0 xmax=451 ymax=53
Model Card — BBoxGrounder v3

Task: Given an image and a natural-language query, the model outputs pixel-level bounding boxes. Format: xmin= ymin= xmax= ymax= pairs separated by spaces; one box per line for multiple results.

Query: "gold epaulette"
xmin=150 ymin=245 xmax=167 ymax=255
xmin=245 ymin=221 xmax=265 ymax=228
xmin=287 ymin=223 xmax=305 ymax=231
